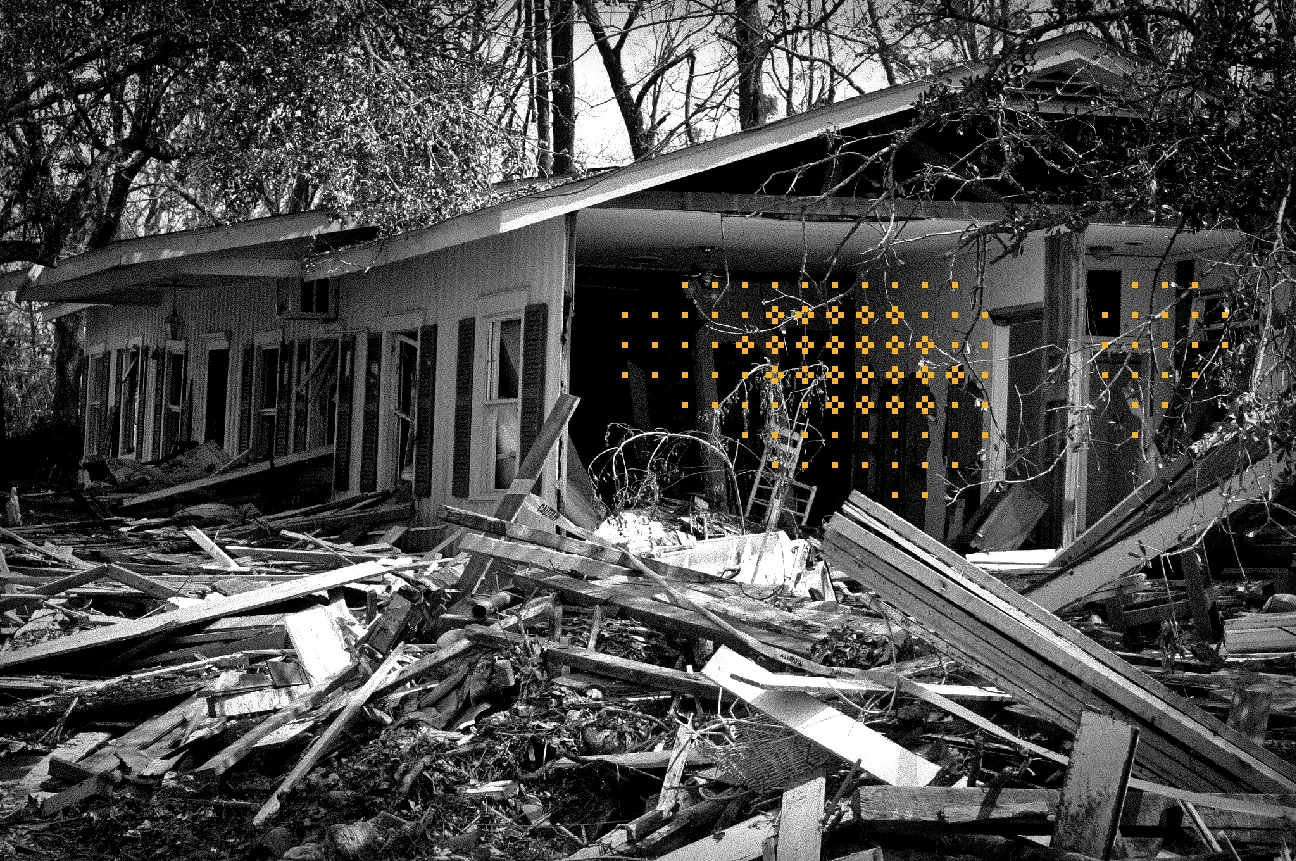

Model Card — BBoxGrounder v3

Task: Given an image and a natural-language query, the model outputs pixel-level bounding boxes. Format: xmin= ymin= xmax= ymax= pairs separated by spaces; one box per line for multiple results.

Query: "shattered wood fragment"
xmin=1052 ymin=711 xmax=1139 ymax=861
xmin=118 ymin=446 xmax=335 ymax=511
xmin=703 ymin=647 xmax=941 ymax=786
xmin=253 ymin=646 xmax=406 ymax=825
xmin=1224 ymin=611 xmax=1296 ymax=653
xmin=0 ymin=559 xmax=404 ymax=671
xmin=776 ymin=772 xmax=825 ymax=861
xmin=653 ymin=811 xmax=777 ymax=861
xmin=284 ymin=603 xmax=358 ymax=686
xmin=656 ymin=723 xmax=694 ymax=814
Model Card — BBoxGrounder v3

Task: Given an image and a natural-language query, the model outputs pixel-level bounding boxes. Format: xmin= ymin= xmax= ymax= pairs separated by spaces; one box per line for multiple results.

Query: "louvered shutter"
xmin=333 ymin=334 xmax=357 ymax=490
xmin=358 ymin=333 xmax=383 ymax=492
xmin=451 ymin=317 xmax=476 ymax=498
xmin=518 ymin=303 xmax=549 ymax=467
xmin=236 ymin=344 xmax=254 ymax=453
xmin=273 ymin=340 xmax=293 ymax=457
xmin=110 ymin=349 xmax=124 ymax=456
xmin=413 ymin=324 xmax=438 ymax=497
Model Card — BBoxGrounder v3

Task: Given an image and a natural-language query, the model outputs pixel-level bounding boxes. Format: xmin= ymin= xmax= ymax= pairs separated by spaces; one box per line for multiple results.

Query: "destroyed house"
xmin=20 ymin=33 xmax=1239 ymax=543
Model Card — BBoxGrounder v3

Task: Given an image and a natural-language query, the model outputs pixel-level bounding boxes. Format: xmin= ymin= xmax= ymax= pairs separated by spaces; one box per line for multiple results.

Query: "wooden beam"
xmin=1029 ymin=447 xmax=1281 ymax=611
xmin=1052 ymin=711 xmax=1138 ymax=860
xmin=1181 ymin=551 xmax=1217 ymax=642
xmin=439 ymin=504 xmax=711 ymax=582
xmin=0 ymin=559 xmax=406 ymax=671
xmin=598 ymin=190 xmax=1021 ymax=223
xmin=118 ymin=447 xmax=335 ymax=511
xmin=703 ymin=647 xmax=941 ymax=786
xmin=654 ymin=812 xmax=779 ymax=861
xmin=823 ymin=490 xmax=1296 ymax=793
xmin=776 ymin=773 xmax=826 ymax=861
xmin=453 ymin=394 xmax=579 ymax=596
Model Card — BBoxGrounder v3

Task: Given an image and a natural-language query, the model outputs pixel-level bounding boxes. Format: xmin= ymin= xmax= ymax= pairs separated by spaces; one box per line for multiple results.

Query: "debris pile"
xmin=3 ymin=427 xmax=1296 ymax=860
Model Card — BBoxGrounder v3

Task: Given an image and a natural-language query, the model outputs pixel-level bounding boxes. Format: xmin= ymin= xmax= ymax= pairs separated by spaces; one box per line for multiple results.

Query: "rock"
xmin=261 ymin=826 xmax=295 ymax=857
xmin=1263 ymin=593 xmax=1296 ymax=613
xmin=331 ymin=820 xmax=382 ymax=859
xmin=282 ymin=844 xmax=325 ymax=861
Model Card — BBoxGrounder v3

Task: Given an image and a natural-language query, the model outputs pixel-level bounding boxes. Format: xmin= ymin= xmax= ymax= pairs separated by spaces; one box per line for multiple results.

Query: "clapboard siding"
xmin=80 ymin=217 xmax=569 ymax=512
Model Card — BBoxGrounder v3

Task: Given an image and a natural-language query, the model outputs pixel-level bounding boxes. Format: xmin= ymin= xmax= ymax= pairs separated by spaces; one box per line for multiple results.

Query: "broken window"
xmin=117 ymin=346 xmax=142 ymax=456
xmin=1086 ymin=269 xmax=1122 ymax=337
xmin=161 ymin=346 xmax=188 ymax=457
xmin=253 ymin=345 xmax=279 ymax=456
xmin=485 ymin=317 xmax=522 ymax=490
xmin=392 ymin=331 xmax=418 ymax=484
xmin=86 ymin=352 xmax=109 ymax=456
xmin=204 ymin=347 xmax=230 ymax=447
xmin=309 ymin=338 xmax=340 ymax=450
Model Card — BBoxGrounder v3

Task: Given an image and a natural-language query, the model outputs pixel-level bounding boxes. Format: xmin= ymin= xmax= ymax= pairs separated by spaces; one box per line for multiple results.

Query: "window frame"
xmin=473 ymin=289 xmax=528 ymax=498
xmin=116 ymin=339 xmax=144 ymax=458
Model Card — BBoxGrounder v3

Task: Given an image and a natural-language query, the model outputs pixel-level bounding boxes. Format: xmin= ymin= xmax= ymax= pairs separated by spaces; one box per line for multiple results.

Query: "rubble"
xmin=3 ymin=426 xmax=1296 ymax=861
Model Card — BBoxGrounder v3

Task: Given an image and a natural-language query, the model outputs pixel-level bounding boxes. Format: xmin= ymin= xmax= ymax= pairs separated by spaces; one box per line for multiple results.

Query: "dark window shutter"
xmin=451 ymin=317 xmax=476 ymax=498
xmin=359 ymin=332 xmax=383 ymax=492
xmin=414 ymin=324 xmax=438 ymax=497
xmin=237 ymin=344 xmax=254 ymax=453
xmin=334 ymin=334 xmax=357 ymax=491
xmin=519 ymin=303 xmax=549 ymax=468
xmin=292 ymin=341 xmax=310 ymax=452
xmin=274 ymin=340 xmax=293 ymax=457
xmin=77 ymin=353 xmax=88 ymax=458
xmin=110 ymin=349 xmax=124 ymax=456
xmin=95 ymin=354 xmax=110 ymax=457
xmin=151 ymin=349 xmax=166 ymax=458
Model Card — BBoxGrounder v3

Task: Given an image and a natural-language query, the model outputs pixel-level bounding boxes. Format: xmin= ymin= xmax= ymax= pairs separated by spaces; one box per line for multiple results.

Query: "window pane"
xmin=1086 ymin=270 xmax=1121 ymax=337
xmin=259 ymin=348 xmax=279 ymax=409
xmin=493 ymin=404 xmax=519 ymax=489
xmin=496 ymin=318 xmax=521 ymax=399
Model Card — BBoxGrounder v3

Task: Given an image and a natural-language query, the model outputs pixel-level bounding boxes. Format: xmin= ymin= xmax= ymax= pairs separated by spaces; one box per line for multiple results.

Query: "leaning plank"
xmin=454 ymin=393 xmax=579 ymax=596
xmin=1224 ymin=612 xmax=1296 ymax=654
xmin=735 ymin=668 xmax=1012 ymax=705
xmin=1029 ymin=447 xmax=1282 ymax=611
xmin=0 ymin=559 xmax=399 ymax=671
xmin=1052 ymin=711 xmax=1138 ymax=861
xmin=461 ymin=532 xmax=630 ymax=580
xmin=776 ymin=772 xmax=825 ymax=861
xmin=703 ymin=647 xmax=940 ymax=786
xmin=253 ymin=646 xmax=406 ymax=825
xmin=441 ymin=504 xmax=713 ymax=582
xmin=119 ymin=446 xmax=334 ymax=511
xmin=824 ymin=491 xmax=1296 ymax=793
xmin=653 ymin=811 xmax=778 ymax=861
xmin=182 ymin=526 xmax=243 ymax=570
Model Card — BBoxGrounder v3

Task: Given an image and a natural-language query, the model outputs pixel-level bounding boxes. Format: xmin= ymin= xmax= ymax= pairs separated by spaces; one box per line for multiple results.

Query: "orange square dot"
xmin=682 ymin=401 xmax=689 ymax=408
xmin=891 ymin=491 xmax=899 ymax=499
xmin=921 ymin=461 xmax=929 ymax=469
xmin=922 ymin=311 xmax=929 ymax=319
xmin=891 ymin=431 xmax=899 ymax=439
xmin=741 ymin=431 xmax=748 ymax=438
xmin=1161 ymin=401 xmax=1170 ymax=409
xmin=952 ymin=461 xmax=960 ymax=468
xmin=1131 ymin=431 xmax=1139 ymax=439
xmin=891 ymin=461 xmax=899 ymax=469
xmin=1161 ymin=371 xmax=1170 ymax=379
xmin=681 ymin=341 xmax=689 ymax=348
xmin=861 ymin=431 xmax=869 ymax=439
xmin=951 ymin=311 xmax=959 ymax=319
xmin=651 ymin=341 xmax=659 ymax=348
xmin=681 ymin=371 xmax=689 ymax=379
xmin=1222 ymin=341 xmax=1230 ymax=349
xmin=922 ymin=491 xmax=929 ymax=499
xmin=711 ymin=311 xmax=719 ymax=319
xmin=982 ymin=431 xmax=990 ymax=439
xmin=622 ymin=311 xmax=629 ymax=318
xmin=801 ymin=461 xmax=808 ymax=470
xmin=621 ymin=371 xmax=629 ymax=378
xmin=1131 ymin=371 xmax=1139 ymax=379
xmin=951 ymin=431 xmax=959 ymax=439
xmin=831 ymin=461 xmax=839 ymax=469
xmin=621 ymin=341 xmax=628 ymax=348
xmin=652 ymin=311 xmax=659 ymax=319
xmin=711 ymin=371 xmax=719 ymax=379
xmin=1101 ymin=311 xmax=1109 ymax=319
xmin=952 ymin=341 xmax=960 ymax=349
xmin=1131 ymin=311 xmax=1140 ymax=319
xmin=862 ymin=461 xmax=869 ymax=469
xmin=831 ymin=431 xmax=839 ymax=439
xmin=981 ymin=311 xmax=989 ymax=318
xmin=651 ymin=371 xmax=659 ymax=379
xmin=681 ymin=311 xmax=689 ymax=318
xmin=922 ymin=431 xmax=929 ymax=439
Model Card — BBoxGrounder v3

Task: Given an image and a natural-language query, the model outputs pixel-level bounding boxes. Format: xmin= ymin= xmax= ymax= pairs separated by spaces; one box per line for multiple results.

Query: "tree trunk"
xmin=550 ymin=0 xmax=577 ymax=174
xmin=531 ymin=0 xmax=553 ymax=176
xmin=735 ymin=0 xmax=768 ymax=129
xmin=580 ymin=0 xmax=651 ymax=158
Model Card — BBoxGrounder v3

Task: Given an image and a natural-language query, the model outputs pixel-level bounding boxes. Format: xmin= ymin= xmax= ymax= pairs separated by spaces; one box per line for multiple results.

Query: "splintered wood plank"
xmin=284 ymin=603 xmax=356 ymax=686
xmin=656 ymin=724 xmax=693 ymax=814
xmin=182 ymin=526 xmax=243 ymax=570
xmin=654 ymin=812 xmax=777 ymax=861
xmin=776 ymin=772 xmax=825 ymax=861
xmin=0 ymin=559 xmax=399 ymax=671
xmin=1053 ymin=711 xmax=1139 ymax=860
xmin=703 ymin=647 xmax=940 ymax=787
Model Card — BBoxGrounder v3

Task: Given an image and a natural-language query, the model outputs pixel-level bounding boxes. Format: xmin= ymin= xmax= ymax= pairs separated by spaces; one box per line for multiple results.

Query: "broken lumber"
xmin=253 ymin=646 xmax=406 ymax=825
xmin=776 ymin=772 xmax=825 ymax=861
xmin=823 ymin=491 xmax=1296 ymax=793
xmin=702 ymin=646 xmax=941 ymax=786
xmin=118 ymin=446 xmax=334 ymax=511
xmin=454 ymin=393 xmax=579 ymax=596
xmin=1030 ymin=445 xmax=1282 ymax=611
xmin=1224 ymin=611 xmax=1296 ymax=654
xmin=0 ymin=559 xmax=407 ymax=671
xmin=1052 ymin=711 xmax=1139 ymax=861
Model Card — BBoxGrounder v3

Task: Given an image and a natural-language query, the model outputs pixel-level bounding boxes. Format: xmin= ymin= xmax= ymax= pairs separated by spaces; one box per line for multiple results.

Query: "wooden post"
xmin=776 ymin=772 xmax=826 ymax=861
xmin=1052 ymin=710 xmax=1139 ymax=860
xmin=1181 ymin=550 xmax=1217 ymax=643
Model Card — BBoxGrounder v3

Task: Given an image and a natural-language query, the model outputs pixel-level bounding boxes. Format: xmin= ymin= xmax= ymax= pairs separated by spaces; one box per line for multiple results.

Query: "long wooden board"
xmin=1030 ymin=448 xmax=1282 ymax=610
xmin=118 ymin=447 xmax=333 ymax=511
xmin=703 ymin=647 xmax=940 ymax=787
xmin=823 ymin=491 xmax=1296 ymax=794
xmin=0 ymin=559 xmax=398 ymax=671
